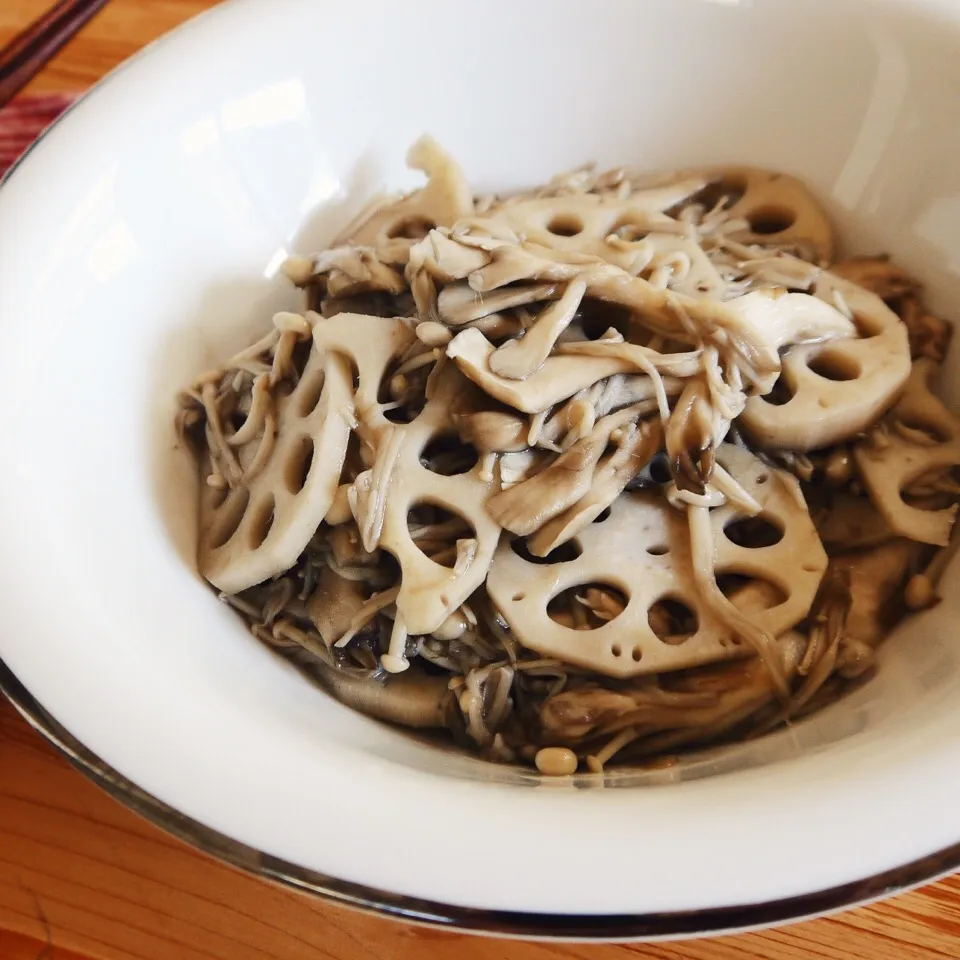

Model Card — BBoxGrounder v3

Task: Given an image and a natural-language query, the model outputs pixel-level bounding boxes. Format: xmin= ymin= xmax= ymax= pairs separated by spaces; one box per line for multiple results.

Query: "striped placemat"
xmin=0 ymin=94 xmax=75 ymax=177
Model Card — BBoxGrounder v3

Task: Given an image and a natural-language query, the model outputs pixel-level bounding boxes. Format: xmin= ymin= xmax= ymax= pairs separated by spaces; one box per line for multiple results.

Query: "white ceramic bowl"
xmin=4 ymin=0 xmax=960 ymax=940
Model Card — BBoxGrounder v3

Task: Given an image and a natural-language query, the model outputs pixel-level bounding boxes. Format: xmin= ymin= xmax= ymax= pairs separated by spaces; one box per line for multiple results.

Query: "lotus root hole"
xmin=648 ymin=451 xmax=673 ymax=484
xmin=755 ymin=472 xmax=770 ymax=485
xmin=248 ymin=494 xmax=276 ymax=549
xmin=547 ymin=583 xmax=628 ymax=630
xmin=407 ymin=501 xmax=476 ymax=569
xmin=285 ymin=435 xmax=315 ymax=494
xmin=546 ymin=214 xmax=584 ymax=237
xmin=747 ymin=205 xmax=796 ymax=235
xmin=667 ymin=176 xmax=746 ymax=218
xmin=298 ymin=369 xmax=326 ymax=416
xmin=717 ymin=572 xmax=788 ymax=610
xmin=724 ymin=514 xmax=784 ymax=548
xmin=386 ymin=216 xmax=435 ymax=240
xmin=646 ymin=543 xmax=669 ymax=556
xmin=631 ymin=646 xmax=643 ymax=662
xmin=851 ymin=311 xmax=883 ymax=339
xmin=807 ymin=348 xmax=861 ymax=382
xmin=420 ymin=433 xmax=479 ymax=476
xmin=608 ymin=215 xmax=648 ymax=241
xmin=378 ymin=357 xmax=428 ymax=424
xmin=763 ymin=373 xmax=795 ymax=407
xmin=512 ymin=592 xmax=525 ymax=602
xmin=648 ymin=596 xmax=698 ymax=645
xmin=510 ymin=537 xmax=582 ymax=565
xmin=593 ymin=507 xmax=612 ymax=523
xmin=577 ymin=299 xmax=635 ymax=341
xmin=611 ymin=643 xmax=623 ymax=658
xmin=207 ymin=488 xmax=250 ymax=550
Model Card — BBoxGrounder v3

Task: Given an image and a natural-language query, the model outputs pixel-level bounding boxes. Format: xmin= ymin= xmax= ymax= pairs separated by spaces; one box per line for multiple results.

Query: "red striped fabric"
xmin=0 ymin=94 xmax=75 ymax=178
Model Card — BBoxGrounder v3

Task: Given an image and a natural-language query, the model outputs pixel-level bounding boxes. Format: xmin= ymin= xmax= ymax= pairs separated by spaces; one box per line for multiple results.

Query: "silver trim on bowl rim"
xmin=3 ymin=658 xmax=960 ymax=939
xmin=2 ymin=6 xmax=959 ymax=936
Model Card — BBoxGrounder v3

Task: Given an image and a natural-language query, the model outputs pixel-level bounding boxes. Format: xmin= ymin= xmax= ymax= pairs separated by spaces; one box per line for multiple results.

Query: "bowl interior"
xmin=2 ymin=0 xmax=960 ymax=919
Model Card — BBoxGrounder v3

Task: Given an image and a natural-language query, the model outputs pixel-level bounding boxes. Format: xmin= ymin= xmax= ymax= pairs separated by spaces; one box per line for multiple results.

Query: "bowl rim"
xmin=4 ymin=0 xmax=960 ymax=935
xmin=4 ymin=658 xmax=959 ymax=940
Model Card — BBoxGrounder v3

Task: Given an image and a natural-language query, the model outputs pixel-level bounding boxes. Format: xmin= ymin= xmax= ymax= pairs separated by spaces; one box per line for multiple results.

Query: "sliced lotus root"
xmin=486 ymin=444 xmax=826 ymax=678
xmin=355 ymin=364 xmax=501 ymax=668
xmin=199 ymin=344 xmax=355 ymax=594
xmin=741 ymin=272 xmax=911 ymax=451
xmin=479 ymin=185 xmax=729 ymax=298
xmin=691 ymin=166 xmax=835 ymax=263
xmin=341 ymin=136 xmax=474 ymax=261
xmin=854 ymin=359 xmax=960 ymax=546
xmin=311 ymin=311 xmax=418 ymax=445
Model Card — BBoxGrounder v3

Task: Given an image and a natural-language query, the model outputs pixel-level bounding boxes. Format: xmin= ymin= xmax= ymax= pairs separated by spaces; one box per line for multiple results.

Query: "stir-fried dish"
xmin=177 ymin=138 xmax=958 ymax=775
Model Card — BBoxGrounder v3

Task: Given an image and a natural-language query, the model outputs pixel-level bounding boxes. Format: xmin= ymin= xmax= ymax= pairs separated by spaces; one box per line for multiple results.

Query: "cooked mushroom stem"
xmin=489 ymin=280 xmax=587 ymax=380
xmin=528 ymin=420 xmax=662 ymax=555
xmin=316 ymin=665 xmax=449 ymax=729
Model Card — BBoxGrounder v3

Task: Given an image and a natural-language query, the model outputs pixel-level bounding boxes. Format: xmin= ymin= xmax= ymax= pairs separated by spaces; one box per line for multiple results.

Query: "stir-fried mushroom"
xmin=179 ymin=139 xmax=959 ymax=773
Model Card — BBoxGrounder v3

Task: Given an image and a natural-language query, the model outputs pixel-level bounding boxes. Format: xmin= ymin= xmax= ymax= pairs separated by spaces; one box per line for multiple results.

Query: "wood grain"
xmin=1 ymin=0 xmax=214 ymax=93
xmin=2 ymin=1 xmax=960 ymax=958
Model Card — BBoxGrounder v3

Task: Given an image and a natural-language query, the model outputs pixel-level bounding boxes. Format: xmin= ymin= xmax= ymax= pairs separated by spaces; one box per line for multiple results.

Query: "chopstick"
xmin=0 ymin=0 xmax=111 ymax=110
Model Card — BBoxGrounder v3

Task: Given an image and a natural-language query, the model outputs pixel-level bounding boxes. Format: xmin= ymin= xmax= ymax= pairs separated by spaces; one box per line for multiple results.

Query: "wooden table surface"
xmin=3 ymin=1 xmax=960 ymax=957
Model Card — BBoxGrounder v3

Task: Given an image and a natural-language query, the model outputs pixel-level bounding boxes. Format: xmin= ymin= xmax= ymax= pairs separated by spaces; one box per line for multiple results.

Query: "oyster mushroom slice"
xmin=830 ymin=539 xmax=927 ymax=645
xmin=815 ymin=492 xmax=895 ymax=551
xmin=413 ymin=229 xmax=807 ymax=386
xmin=487 ymin=445 xmax=826 ymax=679
xmin=447 ymin=327 xmax=640 ymax=413
xmin=729 ymin=288 xmax=855 ymax=350
xmin=307 ymin=566 xmax=369 ymax=646
xmin=199 ymin=345 xmax=355 ymax=595
xmin=454 ymin=409 xmax=529 ymax=453
xmin=742 ymin=275 xmax=911 ymax=451
xmin=438 ymin=281 xmax=560 ymax=325
xmin=311 ymin=246 xmax=408 ymax=299
xmin=527 ymin=419 xmax=663 ymax=556
xmin=314 ymin=664 xmax=450 ymax=729
xmin=489 ymin=280 xmax=587 ymax=380
xmin=485 ymin=403 xmax=647 ymax=536
xmin=854 ymin=359 xmax=960 ymax=546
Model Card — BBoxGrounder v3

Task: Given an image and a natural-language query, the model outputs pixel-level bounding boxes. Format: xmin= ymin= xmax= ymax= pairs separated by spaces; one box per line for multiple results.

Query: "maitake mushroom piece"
xmin=199 ymin=340 xmax=356 ymax=594
xmin=741 ymin=272 xmax=912 ymax=451
xmin=447 ymin=325 xmax=683 ymax=415
xmin=419 ymin=228 xmax=862 ymax=403
xmin=854 ymin=359 xmax=960 ymax=546
xmin=314 ymin=663 xmax=451 ymax=729
xmin=486 ymin=445 xmax=826 ymax=679
xmin=830 ymin=539 xmax=927 ymax=645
